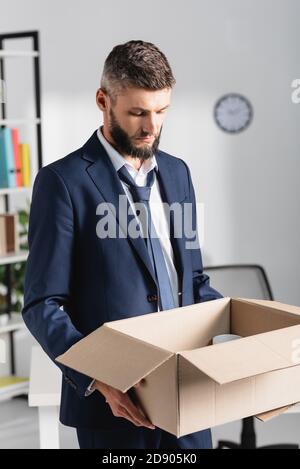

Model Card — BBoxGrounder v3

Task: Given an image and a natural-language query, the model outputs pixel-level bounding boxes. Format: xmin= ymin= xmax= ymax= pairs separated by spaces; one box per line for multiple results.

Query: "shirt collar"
xmin=97 ymin=126 xmax=158 ymax=176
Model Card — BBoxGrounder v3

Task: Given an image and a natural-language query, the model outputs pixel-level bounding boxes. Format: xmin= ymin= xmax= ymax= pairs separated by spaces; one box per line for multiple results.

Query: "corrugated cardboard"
xmin=56 ymin=298 xmax=300 ymax=437
xmin=255 ymin=404 xmax=296 ymax=422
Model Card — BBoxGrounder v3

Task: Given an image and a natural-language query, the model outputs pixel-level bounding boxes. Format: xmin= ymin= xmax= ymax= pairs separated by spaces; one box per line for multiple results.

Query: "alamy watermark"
xmin=95 ymin=196 xmax=204 ymax=249
xmin=291 ymin=79 xmax=300 ymax=103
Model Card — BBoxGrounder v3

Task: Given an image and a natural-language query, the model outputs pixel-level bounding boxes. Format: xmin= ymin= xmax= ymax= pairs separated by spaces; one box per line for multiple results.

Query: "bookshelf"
xmin=0 ymin=250 xmax=28 ymax=266
xmin=0 ymin=31 xmax=42 ymax=399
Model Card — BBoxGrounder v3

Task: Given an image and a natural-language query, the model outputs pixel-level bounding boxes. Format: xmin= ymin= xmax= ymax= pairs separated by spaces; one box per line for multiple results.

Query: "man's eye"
xmin=129 ymin=110 xmax=166 ymax=116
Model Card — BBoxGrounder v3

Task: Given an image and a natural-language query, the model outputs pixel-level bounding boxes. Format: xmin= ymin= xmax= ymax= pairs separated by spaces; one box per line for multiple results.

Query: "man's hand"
xmin=92 ymin=379 xmax=155 ymax=430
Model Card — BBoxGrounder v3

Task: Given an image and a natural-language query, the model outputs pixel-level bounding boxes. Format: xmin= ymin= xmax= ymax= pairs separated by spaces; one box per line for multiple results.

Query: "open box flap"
xmin=56 ymin=325 xmax=173 ymax=392
xmin=179 ymin=324 xmax=300 ymax=384
xmin=235 ymin=298 xmax=300 ymax=317
xmin=255 ymin=403 xmax=298 ymax=422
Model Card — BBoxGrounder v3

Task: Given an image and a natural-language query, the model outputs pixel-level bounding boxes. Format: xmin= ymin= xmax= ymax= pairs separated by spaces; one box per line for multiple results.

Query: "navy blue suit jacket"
xmin=22 ymin=130 xmax=221 ymax=429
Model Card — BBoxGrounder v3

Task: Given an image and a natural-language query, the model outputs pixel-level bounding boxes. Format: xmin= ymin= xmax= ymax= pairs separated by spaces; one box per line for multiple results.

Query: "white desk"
xmin=29 ymin=346 xmax=61 ymax=449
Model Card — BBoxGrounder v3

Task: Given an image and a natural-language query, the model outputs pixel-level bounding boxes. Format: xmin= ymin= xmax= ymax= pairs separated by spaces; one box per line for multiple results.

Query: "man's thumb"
xmin=133 ymin=379 xmax=145 ymax=388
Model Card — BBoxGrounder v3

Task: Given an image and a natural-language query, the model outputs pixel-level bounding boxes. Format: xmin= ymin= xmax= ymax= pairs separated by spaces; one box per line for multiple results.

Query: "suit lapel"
xmin=81 ymin=131 xmax=157 ymax=285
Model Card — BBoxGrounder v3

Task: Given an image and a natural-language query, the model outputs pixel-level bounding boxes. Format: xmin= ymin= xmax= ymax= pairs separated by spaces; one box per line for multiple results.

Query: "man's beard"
xmin=109 ymin=108 xmax=161 ymax=160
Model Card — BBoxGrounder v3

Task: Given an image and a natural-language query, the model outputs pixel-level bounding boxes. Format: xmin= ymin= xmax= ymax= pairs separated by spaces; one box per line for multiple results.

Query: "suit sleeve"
xmin=183 ymin=161 xmax=223 ymax=303
xmin=22 ymin=166 xmax=92 ymax=398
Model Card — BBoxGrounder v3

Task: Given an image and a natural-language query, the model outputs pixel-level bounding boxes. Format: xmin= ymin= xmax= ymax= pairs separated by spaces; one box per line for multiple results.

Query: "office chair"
xmin=204 ymin=264 xmax=298 ymax=450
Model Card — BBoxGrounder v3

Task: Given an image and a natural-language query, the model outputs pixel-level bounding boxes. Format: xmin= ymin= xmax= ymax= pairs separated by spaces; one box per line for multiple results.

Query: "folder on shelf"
xmin=20 ymin=143 xmax=31 ymax=187
xmin=0 ymin=128 xmax=10 ymax=188
xmin=11 ymin=128 xmax=23 ymax=187
xmin=0 ymin=128 xmax=16 ymax=188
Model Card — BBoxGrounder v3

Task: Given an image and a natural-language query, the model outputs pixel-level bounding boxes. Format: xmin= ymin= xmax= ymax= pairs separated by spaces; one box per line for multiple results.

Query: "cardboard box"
xmin=56 ymin=297 xmax=300 ymax=437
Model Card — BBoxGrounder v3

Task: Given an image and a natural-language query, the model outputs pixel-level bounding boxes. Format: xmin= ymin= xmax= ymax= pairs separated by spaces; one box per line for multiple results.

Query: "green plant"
xmin=0 ymin=204 xmax=30 ymax=314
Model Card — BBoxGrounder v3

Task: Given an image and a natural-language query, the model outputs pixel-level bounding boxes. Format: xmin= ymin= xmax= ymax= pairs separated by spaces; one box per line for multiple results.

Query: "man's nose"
xmin=142 ymin=114 xmax=158 ymax=136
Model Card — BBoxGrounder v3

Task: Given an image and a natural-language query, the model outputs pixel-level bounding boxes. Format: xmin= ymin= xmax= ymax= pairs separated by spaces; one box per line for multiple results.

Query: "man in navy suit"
xmin=22 ymin=40 xmax=222 ymax=449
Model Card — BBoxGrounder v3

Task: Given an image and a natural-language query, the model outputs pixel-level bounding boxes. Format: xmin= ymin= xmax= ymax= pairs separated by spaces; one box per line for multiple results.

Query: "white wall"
xmin=1 ymin=0 xmax=299 ymax=304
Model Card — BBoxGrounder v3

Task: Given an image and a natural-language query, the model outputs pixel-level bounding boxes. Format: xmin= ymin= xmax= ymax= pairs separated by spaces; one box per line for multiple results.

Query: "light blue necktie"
xmin=118 ymin=165 xmax=176 ymax=311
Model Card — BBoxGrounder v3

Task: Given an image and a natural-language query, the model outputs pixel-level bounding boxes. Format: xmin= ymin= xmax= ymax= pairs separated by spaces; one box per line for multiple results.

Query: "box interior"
xmin=104 ymin=297 xmax=300 ymax=353
xmin=105 ymin=297 xmax=231 ymax=352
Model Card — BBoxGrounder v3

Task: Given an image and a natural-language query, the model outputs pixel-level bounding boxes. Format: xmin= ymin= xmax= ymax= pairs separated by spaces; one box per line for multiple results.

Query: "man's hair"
xmin=100 ymin=40 xmax=176 ymax=103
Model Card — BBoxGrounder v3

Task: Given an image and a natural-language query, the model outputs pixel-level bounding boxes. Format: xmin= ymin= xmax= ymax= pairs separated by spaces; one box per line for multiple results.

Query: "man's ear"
xmin=96 ymin=88 xmax=108 ymax=111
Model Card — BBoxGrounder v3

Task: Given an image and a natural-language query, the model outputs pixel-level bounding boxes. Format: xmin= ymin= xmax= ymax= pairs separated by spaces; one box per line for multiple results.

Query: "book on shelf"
xmin=0 ymin=213 xmax=19 ymax=256
xmin=19 ymin=143 xmax=31 ymax=187
xmin=0 ymin=376 xmax=29 ymax=396
xmin=11 ymin=128 xmax=23 ymax=187
xmin=0 ymin=127 xmax=15 ymax=188
xmin=0 ymin=127 xmax=31 ymax=189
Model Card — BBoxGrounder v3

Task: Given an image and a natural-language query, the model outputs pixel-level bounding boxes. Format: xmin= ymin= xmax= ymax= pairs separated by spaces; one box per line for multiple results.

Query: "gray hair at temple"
xmin=100 ymin=40 xmax=176 ymax=104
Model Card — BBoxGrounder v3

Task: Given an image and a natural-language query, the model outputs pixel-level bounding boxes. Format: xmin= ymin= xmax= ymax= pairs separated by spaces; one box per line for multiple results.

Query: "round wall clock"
xmin=214 ymin=93 xmax=253 ymax=133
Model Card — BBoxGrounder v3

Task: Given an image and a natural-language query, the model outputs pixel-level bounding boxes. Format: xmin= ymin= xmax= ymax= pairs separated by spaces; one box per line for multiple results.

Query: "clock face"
xmin=214 ymin=93 xmax=253 ymax=133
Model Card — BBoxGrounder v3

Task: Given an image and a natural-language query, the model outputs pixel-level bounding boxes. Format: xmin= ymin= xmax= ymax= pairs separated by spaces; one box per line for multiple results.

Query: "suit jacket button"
xmin=147 ymin=294 xmax=158 ymax=302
